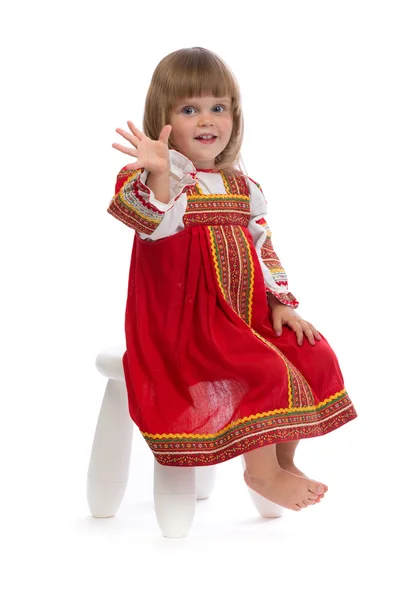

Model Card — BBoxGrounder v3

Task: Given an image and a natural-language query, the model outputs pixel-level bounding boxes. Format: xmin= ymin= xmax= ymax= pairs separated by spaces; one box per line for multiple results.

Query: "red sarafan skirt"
xmin=122 ymin=224 xmax=357 ymax=467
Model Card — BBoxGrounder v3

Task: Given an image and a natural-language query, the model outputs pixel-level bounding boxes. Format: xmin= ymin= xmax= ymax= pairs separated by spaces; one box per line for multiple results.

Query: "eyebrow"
xmin=177 ymin=97 xmax=231 ymax=106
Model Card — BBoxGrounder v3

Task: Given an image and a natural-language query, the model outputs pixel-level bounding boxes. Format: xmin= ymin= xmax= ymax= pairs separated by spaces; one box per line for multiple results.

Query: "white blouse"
xmin=108 ymin=149 xmax=298 ymax=307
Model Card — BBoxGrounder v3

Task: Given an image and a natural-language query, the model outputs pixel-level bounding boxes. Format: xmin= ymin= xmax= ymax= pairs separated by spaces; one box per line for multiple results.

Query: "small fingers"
xmin=111 ymin=143 xmax=138 ymax=158
xmin=289 ymin=320 xmax=303 ymax=345
xmin=303 ymin=320 xmax=322 ymax=342
xmin=159 ymin=124 xmax=173 ymax=144
xmin=290 ymin=319 xmax=320 ymax=346
xmin=127 ymin=120 xmax=144 ymax=140
xmin=302 ymin=322 xmax=316 ymax=345
xmin=310 ymin=324 xmax=322 ymax=341
xmin=115 ymin=127 xmax=140 ymax=148
xmin=272 ymin=316 xmax=283 ymax=337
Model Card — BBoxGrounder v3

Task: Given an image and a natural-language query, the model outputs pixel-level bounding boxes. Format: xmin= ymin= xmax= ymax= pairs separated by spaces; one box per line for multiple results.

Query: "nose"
xmin=198 ymin=112 xmax=214 ymax=127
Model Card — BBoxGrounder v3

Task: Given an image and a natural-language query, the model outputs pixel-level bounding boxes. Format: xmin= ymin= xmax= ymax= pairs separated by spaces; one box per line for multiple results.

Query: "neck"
xmin=193 ymin=161 xmax=216 ymax=170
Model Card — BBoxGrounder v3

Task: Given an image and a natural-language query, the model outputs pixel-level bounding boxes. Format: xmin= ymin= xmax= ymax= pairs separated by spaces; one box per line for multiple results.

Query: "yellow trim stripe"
xmin=142 ymin=390 xmax=347 ymax=439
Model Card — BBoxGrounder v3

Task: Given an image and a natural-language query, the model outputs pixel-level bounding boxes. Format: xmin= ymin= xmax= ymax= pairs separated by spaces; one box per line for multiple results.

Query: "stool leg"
xmin=196 ymin=465 xmax=217 ymax=500
xmin=87 ymin=378 xmax=133 ymax=518
xmin=153 ymin=459 xmax=196 ymax=538
xmin=241 ymin=455 xmax=284 ymax=518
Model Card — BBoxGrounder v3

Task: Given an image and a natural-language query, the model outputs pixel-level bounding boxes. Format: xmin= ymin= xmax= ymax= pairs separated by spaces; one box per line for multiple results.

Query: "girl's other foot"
xmin=278 ymin=460 xmax=328 ymax=494
xmin=243 ymin=466 xmax=324 ymax=511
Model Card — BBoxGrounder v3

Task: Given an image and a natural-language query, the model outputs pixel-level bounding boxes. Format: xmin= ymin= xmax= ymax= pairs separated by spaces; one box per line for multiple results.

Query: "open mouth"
xmin=195 ymin=136 xmax=217 ymax=144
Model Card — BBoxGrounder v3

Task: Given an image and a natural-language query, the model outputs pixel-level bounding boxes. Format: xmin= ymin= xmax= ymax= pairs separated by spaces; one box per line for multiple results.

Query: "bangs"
xmin=157 ymin=48 xmax=239 ymax=107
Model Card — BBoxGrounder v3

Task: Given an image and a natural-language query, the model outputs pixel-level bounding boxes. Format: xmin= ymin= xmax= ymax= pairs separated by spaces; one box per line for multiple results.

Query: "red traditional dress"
xmin=108 ymin=149 xmax=357 ymax=467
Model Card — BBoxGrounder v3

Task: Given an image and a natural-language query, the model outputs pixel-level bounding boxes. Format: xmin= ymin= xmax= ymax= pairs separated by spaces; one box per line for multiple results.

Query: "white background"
xmin=1 ymin=1 xmax=399 ymax=598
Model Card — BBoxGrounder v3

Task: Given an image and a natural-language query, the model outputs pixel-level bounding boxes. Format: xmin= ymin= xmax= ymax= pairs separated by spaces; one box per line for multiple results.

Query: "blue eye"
xmin=181 ymin=104 xmax=226 ymax=115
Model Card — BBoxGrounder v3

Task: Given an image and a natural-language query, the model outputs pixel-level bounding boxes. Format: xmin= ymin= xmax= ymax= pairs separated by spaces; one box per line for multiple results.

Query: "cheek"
xmin=172 ymin=123 xmax=188 ymax=142
xmin=222 ymin=118 xmax=234 ymax=136
xmin=169 ymin=123 xmax=181 ymax=143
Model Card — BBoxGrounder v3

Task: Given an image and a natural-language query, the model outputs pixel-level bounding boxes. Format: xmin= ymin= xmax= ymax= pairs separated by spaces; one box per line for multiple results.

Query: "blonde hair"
xmin=142 ymin=47 xmax=247 ymax=175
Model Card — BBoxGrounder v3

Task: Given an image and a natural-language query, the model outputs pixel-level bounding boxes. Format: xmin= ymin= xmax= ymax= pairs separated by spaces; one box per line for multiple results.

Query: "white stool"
xmin=87 ymin=345 xmax=283 ymax=538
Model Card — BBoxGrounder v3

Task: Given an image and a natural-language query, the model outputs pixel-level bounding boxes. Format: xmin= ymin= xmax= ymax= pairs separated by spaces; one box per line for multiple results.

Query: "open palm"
xmin=112 ymin=121 xmax=172 ymax=174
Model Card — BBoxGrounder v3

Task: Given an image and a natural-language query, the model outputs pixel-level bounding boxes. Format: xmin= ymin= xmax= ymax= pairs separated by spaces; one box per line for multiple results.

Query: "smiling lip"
xmin=195 ymin=136 xmax=217 ymax=144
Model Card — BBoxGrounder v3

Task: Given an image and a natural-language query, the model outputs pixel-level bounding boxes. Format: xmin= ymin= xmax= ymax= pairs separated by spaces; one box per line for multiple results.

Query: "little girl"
xmin=108 ymin=46 xmax=357 ymax=512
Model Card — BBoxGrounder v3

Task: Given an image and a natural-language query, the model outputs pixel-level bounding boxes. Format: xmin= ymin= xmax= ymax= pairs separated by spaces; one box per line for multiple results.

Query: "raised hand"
xmin=112 ymin=121 xmax=172 ymax=174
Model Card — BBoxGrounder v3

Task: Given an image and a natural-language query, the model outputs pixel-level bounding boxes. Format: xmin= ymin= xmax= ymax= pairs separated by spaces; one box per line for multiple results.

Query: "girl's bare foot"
xmin=276 ymin=440 xmax=328 ymax=493
xmin=243 ymin=466 xmax=323 ymax=511
xmin=243 ymin=443 xmax=326 ymax=511
xmin=277 ymin=460 xmax=306 ymax=478
xmin=278 ymin=461 xmax=328 ymax=495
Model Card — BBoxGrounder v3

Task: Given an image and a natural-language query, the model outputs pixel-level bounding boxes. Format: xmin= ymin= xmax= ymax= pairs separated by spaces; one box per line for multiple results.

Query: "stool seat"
xmin=95 ymin=344 xmax=126 ymax=380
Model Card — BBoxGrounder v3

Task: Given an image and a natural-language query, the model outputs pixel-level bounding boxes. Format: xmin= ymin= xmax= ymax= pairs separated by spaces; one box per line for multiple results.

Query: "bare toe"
xmin=307 ymin=490 xmax=320 ymax=501
xmin=308 ymin=495 xmax=320 ymax=503
xmin=308 ymin=482 xmax=324 ymax=496
xmin=301 ymin=499 xmax=314 ymax=507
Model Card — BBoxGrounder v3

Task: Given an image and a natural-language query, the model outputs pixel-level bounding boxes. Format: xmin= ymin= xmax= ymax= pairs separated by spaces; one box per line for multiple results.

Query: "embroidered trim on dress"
xmin=108 ymin=168 xmax=196 ymax=234
xmin=141 ymin=390 xmax=356 ymax=466
xmin=208 ymin=225 xmax=254 ymax=326
xmin=255 ymin=217 xmax=300 ymax=308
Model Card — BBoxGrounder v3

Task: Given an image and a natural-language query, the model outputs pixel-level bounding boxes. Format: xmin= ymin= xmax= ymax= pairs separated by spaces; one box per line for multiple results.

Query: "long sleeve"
xmin=247 ymin=177 xmax=299 ymax=308
xmin=107 ymin=149 xmax=198 ymax=240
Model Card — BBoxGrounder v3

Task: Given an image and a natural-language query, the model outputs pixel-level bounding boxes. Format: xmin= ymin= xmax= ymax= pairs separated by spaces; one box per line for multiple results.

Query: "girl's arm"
xmin=247 ymin=177 xmax=299 ymax=308
xmin=146 ymin=170 xmax=170 ymax=204
xmin=107 ymin=149 xmax=198 ymax=240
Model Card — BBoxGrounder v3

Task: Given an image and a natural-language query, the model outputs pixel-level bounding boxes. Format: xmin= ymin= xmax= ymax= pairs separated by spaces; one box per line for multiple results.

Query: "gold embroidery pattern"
xmin=261 ymin=234 xmax=288 ymax=286
xmin=108 ymin=170 xmax=164 ymax=234
xmin=142 ymin=390 xmax=356 ymax=466
xmin=254 ymin=217 xmax=299 ymax=307
xmin=183 ymin=171 xmax=252 ymax=228
xmin=108 ymin=169 xmax=195 ymax=235
xmin=207 ymin=225 xmax=254 ymax=326
xmin=183 ymin=195 xmax=251 ymax=228
xmin=221 ymin=170 xmax=250 ymax=196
